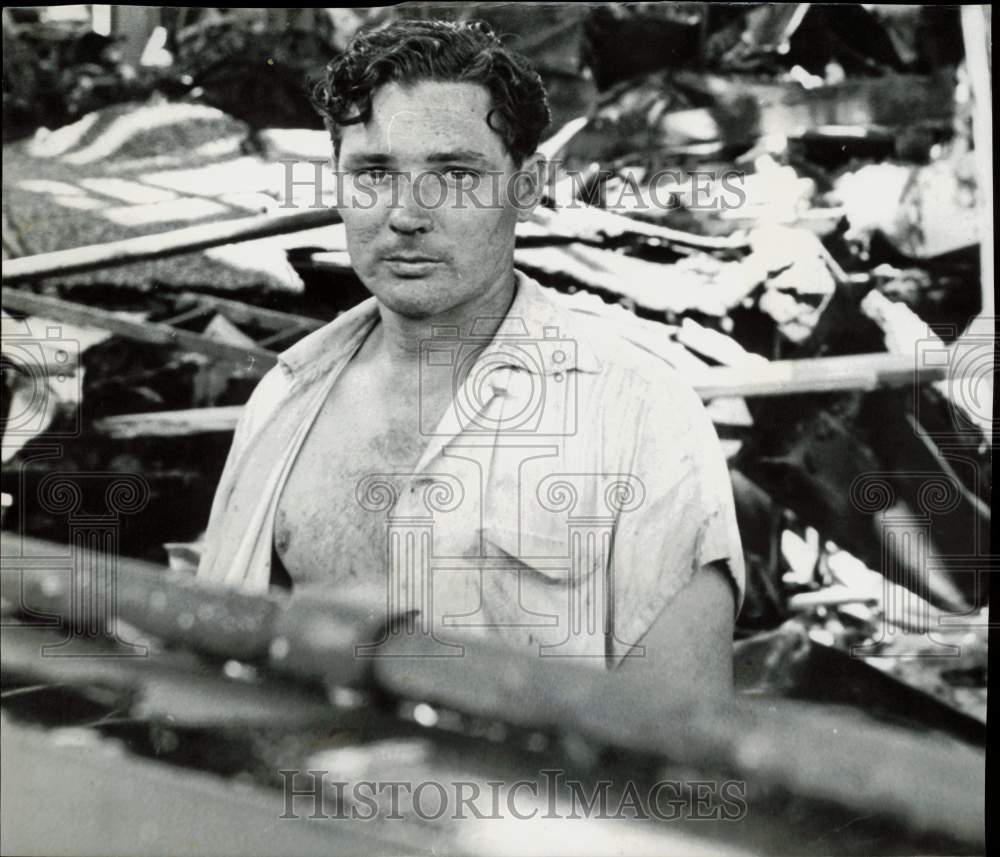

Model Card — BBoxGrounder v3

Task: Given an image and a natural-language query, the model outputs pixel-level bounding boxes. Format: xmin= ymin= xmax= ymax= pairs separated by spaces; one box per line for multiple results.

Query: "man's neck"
xmin=368 ymin=271 xmax=518 ymax=372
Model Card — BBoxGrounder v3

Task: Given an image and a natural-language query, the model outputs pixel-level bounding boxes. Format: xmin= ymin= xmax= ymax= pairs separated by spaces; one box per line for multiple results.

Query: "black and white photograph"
xmin=0 ymin=4 xmax=992 ymax=856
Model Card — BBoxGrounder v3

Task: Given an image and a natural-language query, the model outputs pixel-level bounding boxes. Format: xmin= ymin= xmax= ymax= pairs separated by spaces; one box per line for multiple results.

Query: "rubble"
xmin=1 ymin=532 xmax=987 ymax=853
xmin=0 ymin=7 xmax=991 ymax=848
xmin=833 ymin=148 xmax=980 ymax=259
xmin=2 ymin=100 xmax=344 ymax=292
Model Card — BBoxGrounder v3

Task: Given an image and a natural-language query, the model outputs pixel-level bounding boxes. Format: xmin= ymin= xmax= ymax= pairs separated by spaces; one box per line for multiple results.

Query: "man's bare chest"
xmin=273 ymin=369 xmax=440 ymax=584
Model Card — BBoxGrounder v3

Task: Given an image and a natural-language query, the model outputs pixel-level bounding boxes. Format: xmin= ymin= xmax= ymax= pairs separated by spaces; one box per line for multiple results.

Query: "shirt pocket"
xmin=482 ymin=520 xmax=604 ymax=588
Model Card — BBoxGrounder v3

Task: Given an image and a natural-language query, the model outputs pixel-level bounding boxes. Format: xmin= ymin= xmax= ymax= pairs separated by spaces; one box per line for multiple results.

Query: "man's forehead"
xmin=339 ymin=80 xmax=509 ymax=163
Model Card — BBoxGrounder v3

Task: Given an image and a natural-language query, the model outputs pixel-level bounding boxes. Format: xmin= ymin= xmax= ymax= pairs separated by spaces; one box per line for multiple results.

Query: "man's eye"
xmin=443 ymin=168 xmax=480 ymax=185
xmin=356 ymin=168 xmax=392 ymax=184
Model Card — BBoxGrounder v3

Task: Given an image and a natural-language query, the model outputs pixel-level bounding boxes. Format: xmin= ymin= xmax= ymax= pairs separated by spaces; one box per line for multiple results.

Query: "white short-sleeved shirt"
xmin=197 ymin=271 xmax=745 ymax=666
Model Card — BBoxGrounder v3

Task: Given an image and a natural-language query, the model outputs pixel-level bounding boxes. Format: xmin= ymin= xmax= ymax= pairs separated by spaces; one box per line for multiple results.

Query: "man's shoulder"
xmin=234 ymin=297 xmax=379 ymax=439
xmin=276 ymin=295 xmax=379 ymax=378
xmin=537 ymin=283 xmax=706 ymax=409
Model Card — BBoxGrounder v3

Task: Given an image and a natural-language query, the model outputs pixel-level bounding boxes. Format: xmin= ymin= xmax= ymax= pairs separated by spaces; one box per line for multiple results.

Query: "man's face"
xmin=335 ymin=81 xmax=537 ymax=319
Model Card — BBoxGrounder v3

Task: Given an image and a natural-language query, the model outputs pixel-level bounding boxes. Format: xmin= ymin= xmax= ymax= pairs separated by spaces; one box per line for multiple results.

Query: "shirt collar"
xmin=277 ymin=269 xmax=603 ymax=380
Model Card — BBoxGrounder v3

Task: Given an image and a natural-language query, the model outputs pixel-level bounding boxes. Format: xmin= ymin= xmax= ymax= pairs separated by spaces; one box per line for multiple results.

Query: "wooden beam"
xmin=3 ymin=289 xmax=277 ymax=372
xmin=689 ymin=352 xmax=956 ymax=400
xmin=961 ymin=5 xmax=994 ymax=317
xmin=529 ymin=204 xmax=750 ymax=252
xmin=93 ymin=406 xmax=246 ymax=438
xmin=1 ymin=207 xmax=342 ymax=283
xmin=90 ymin=352 xmax=968 ymax=438
xmin=175 ymin=291 xmax=324 ymax=333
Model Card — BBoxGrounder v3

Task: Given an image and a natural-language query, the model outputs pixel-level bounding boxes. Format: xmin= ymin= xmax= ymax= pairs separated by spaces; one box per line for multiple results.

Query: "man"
xmin=197 ymin=19 xmax=744 ymax=697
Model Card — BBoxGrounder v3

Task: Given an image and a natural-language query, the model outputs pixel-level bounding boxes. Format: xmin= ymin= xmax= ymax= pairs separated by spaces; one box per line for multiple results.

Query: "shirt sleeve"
xmin=196 ymin=365 xmax=291 ymax=584
xmin=609 ymin=377 xmax=745 ymax=657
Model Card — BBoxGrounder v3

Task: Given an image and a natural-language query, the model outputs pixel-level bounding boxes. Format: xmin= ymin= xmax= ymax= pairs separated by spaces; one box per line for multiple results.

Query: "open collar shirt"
xmin=197 ymin=270 xmax=745 ymax=666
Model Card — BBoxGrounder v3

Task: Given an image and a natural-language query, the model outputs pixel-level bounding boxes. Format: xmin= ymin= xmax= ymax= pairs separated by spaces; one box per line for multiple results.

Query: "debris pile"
xmin=2 ymin=7 xmax=340 ymax=142
xmin=0 ymin=535 xmax=987 ymax=854
xmin=2 ymin=4 xmax=991 ymax=733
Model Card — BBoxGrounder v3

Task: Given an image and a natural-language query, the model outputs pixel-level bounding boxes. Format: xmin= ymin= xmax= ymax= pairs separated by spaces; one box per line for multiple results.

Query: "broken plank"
xmin=528 ymin=204 xmax=750 ymax=251
xmin=1 ymin=207 xmax=342 ymax=283
xmin=515 ymin=243 xmax=754 ymax=315
xmin=677 ymin=317 xmax=769 ymax=367
xmin=93 ymin=406 xmax=246 ymax=438
xmin=175 ymin=291 xmax=324 ymax=334
xmin=1 ymin=533 xmax=282 ymax=661
xmin=690 ymin=352 xmax=959 ymax=399
xmin=3 ymin=289 xmax=276 ymax=372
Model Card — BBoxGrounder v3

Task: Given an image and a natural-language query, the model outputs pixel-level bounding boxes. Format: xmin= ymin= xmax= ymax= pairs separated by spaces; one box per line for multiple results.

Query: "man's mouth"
xmin=383 ymin=253 xmax=441 ymax=263
xmin=381 ymin=253 xmax=444 ymax=276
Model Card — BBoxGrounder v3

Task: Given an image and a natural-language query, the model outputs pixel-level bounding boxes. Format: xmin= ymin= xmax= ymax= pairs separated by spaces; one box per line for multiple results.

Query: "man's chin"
xmin=362 ymin=278 xmax=450 ymax=319
xmin=374 ymin=291 xmax=445 ymax=320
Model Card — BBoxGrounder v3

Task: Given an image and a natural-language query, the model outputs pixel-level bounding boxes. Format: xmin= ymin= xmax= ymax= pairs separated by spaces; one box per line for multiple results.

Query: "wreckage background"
xmin=0 ymin=4 xmax=993 ymax=856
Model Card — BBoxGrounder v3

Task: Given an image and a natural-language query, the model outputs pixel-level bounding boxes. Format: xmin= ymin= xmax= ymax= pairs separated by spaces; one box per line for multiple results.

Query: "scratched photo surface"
xmin=1 ymin=5 xmax=992 ymax=857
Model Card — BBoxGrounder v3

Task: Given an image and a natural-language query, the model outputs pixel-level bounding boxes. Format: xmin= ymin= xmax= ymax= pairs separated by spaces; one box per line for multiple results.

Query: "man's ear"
xmin=511 ymin=152 xmax=546 ymax=221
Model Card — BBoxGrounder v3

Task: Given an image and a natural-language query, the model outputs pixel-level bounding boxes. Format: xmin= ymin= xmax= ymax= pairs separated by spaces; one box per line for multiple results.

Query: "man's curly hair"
xmin=312 ymin=19 xmax=551 ymax=165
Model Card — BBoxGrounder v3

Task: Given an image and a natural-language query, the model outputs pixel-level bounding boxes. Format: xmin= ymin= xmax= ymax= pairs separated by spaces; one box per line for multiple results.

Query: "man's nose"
xmin=388 ymin=176 xmax=433 ymax=235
